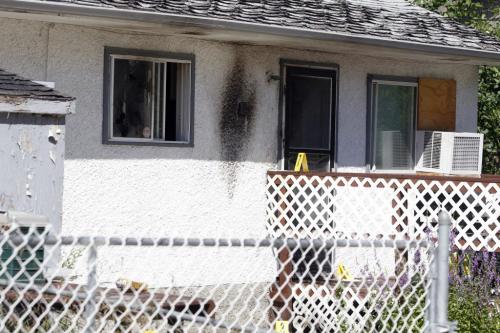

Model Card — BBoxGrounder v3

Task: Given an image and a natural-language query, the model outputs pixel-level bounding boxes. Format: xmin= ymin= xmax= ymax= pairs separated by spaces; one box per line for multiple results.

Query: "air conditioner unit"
xmin=415 ymin=131 xmax=483 ymax=176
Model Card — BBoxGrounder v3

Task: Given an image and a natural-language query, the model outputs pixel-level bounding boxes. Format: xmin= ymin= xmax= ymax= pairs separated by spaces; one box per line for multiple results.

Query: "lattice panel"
xmin=266 ymin=173 xmax=500 ymax=251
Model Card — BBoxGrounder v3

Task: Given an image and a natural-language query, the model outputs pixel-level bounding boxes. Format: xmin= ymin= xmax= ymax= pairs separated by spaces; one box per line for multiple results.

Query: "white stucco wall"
xmin=0 ymin=17 xmax=479 ymax=286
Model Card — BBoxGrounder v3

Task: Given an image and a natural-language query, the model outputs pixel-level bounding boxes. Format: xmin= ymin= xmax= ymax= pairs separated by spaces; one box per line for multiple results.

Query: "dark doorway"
xmin=283 ymin=66 xmax=336 ymax=171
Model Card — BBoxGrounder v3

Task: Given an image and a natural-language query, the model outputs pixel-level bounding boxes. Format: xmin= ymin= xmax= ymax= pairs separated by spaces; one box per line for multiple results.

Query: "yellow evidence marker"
xmin=275 ymin=320 xmax=290 ymax=333
xmin=336 ymin=263 xmax=353 ymax=281
xmin=294 ymin=153 xmax=309 ymax=172
xmin=116 ymin=278 xmax=148 ymax=292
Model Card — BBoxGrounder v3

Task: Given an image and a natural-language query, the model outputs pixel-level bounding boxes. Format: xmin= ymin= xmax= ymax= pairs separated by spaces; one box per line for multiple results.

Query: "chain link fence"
xmin=0 ymin=212 xmax=443 ymax=333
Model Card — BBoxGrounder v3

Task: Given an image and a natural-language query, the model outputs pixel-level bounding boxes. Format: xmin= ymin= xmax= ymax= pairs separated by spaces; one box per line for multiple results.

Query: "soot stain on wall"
xmin=219 ymin=57 xmax=256 ymax=198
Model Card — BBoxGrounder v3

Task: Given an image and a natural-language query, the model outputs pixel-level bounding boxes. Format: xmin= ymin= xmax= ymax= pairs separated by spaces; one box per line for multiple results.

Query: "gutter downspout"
xmin=0 ymin=0 xmax=500 ymax=62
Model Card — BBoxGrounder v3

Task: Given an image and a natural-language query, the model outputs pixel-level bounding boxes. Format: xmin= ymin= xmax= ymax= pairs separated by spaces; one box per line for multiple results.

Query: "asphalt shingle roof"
xmin=35 ymin=0 xmax=500 ymax=53
xmin=0 ymin=69 xmax=75 ymax=101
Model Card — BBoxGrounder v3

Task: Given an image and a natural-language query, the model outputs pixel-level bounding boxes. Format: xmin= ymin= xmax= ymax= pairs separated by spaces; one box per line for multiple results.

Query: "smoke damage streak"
xmin=219 ymin=57 xmax=256 ymax=198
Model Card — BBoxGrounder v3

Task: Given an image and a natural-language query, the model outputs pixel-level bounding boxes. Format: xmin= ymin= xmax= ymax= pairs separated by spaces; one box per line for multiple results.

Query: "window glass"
xmin=372 ymin=82 xmax=416 ymax=170
xmin=287 ymin=75 xmax=331 ymax=150
xmin=107 ymin=52 xmax=191 ymax=144
xmin=113 ymin=59 xmax=153 ymax=139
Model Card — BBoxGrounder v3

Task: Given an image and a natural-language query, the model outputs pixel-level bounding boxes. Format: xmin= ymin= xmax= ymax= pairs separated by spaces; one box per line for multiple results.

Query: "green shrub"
xmin=449 ymin=285 xmax=500 ymax=333
xmin=414 ymin=0 xmax=500 ymax=174
xmin=448 ymin=250 xmax=500 ymax=332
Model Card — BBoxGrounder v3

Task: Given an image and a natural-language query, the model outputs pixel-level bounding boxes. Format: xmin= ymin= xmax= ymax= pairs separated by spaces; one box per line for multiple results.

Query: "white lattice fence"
xmin=266 ymin=172 xmax=500 ymax=252
xmin=0 ymin=220 xmax=434 ymax=333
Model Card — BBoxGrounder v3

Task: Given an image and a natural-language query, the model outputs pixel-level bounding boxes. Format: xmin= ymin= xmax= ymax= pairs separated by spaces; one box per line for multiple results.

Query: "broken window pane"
xmin=113 ymin=59 xmax=153 ymax=139
xmin=108 ymin=53 xmax=191 ymax=144
xmin=285 ymin=152 xmax=330 ymax=171
xmin=287 ymin=75 xmax=332 ymax=151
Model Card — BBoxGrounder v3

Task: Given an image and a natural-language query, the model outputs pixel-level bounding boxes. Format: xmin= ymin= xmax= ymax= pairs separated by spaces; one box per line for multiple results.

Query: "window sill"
xmin=103 ymin=138 xmax=193 ymax=148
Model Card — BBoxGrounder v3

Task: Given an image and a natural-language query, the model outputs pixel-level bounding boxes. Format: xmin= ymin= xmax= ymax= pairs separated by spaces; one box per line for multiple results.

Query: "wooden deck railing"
xmin=266 ymin=171 xmax=499 ymax=252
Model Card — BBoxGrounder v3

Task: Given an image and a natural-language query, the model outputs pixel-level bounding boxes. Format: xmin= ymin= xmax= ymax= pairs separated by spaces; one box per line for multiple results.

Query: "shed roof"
xmin=0 ymin=69 xmax=74 ymax=102
xmin=19 ymin=0 xmax=500 ymax=55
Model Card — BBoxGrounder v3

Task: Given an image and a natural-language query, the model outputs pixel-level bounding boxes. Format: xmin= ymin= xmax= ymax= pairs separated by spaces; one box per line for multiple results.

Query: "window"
xmin=103 ymin=48 xmax=194 ymax=146
xmin=368 ymin=76 xmax=417 ymax=171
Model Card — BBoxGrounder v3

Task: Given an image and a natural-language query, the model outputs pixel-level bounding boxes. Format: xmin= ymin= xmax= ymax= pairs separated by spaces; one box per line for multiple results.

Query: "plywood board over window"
xmin=418 ymin=78 xmax=456 ymax=131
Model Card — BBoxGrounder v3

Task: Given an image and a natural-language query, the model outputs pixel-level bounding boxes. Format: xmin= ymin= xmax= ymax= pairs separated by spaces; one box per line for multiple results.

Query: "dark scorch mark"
xmin=219 ymin=58 xmax=256 ymax=197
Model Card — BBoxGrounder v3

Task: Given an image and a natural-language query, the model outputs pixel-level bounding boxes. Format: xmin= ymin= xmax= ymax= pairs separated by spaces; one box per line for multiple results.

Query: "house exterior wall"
xmin=0 ymin=17 xmax=479 ymax=286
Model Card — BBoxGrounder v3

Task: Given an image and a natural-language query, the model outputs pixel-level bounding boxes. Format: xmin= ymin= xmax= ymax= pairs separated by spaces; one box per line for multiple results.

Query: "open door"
xmin=271 ymin=64 xmax=337 ymax=328
xmin=283 ymin=65 xmax=337 ymax=171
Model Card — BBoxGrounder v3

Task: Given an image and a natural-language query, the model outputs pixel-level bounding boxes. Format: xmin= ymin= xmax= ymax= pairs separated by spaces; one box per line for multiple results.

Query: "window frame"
xmin=102 ymin=47 xmax=195 ymax=147
xmin=366 ymin=74 xmax=418 ymax=173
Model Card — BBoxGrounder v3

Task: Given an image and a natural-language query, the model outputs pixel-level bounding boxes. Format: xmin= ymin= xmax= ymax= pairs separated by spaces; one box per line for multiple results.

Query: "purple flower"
xmin=449 ymin=229 xmax=458 ymax=251
xmin=448 ymin=247 xmax=499 ymax=316
xmin=449 ymin=229 xmax=457 ymax=243
xmin=399 ymin=272 xmax=409 ymax=287
xmin=472 ymin=252 xmax=480 ymax=276
xmin=423 ymin=225 xmax=431 ymax=236
xmin=414 ymin=249 xmax=422 ymax=265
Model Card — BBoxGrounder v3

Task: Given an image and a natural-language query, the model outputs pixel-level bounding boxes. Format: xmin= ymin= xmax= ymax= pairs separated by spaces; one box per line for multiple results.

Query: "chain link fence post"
xmin=427 ymin=243 xmax=438 ymax=333
xmin=83 ymin=241 xmax=97 ymax=333
xmin=433 ymin=211 xmax=453 ymax=333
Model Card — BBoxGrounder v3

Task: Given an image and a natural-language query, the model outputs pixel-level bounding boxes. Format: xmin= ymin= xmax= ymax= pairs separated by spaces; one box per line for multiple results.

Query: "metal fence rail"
xmin=0 ymin=223 xmax=444 ymax=333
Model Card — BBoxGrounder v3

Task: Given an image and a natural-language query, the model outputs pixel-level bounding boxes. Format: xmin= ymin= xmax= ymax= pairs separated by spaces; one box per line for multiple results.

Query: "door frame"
xmin=278 ymin=59 xmax=340 ymax=170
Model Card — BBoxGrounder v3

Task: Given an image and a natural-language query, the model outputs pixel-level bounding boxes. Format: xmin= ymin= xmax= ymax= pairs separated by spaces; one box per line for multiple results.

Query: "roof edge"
xmin=0 ymin=95 xmax=76 ymax=115
xmin=1 ymin=0 xmax=500 ymax=63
